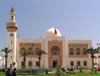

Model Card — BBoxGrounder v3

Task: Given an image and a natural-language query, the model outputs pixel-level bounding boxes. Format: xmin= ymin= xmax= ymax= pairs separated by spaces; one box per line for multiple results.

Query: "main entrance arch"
xmin=51 ymin=46 xmax=60 ymax=68
xmin=48 ymin=40 xmax=63 ymax=68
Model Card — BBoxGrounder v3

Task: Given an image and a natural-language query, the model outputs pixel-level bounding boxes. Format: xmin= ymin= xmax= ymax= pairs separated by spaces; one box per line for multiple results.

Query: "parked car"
xmin=96 ymin=67 xmax=100 ymax=71
xmin=67 ymin=68 xmax=73 ymax=71
xmin=61 ymin=68 xmax=66 ymax=72
xmin=0 ymin=68 xmax=5 ymax=72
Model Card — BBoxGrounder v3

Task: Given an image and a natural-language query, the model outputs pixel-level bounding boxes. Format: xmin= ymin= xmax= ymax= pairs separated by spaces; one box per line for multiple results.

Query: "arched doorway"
xmin=49 ymin=46 xmax=62 ymax=68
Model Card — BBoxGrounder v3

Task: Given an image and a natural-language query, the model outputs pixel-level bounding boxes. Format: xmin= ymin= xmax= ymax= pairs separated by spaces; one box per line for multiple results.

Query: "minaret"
xmin=6 ymin=6 xmax=18 ymax=68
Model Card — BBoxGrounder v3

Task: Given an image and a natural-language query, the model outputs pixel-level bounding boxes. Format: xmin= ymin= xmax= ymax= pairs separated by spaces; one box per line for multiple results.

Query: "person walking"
xmin=12 ymin=68 xmax=16 ymax=76
xmin=77 ymin=64 xmax=79 ymax=70
xmin=6 ymin=68 xmax=11 ymax=76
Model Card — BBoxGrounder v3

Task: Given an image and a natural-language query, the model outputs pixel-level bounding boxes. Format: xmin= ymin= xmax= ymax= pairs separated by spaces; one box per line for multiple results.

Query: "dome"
xmin=45 ymin=27 xmax=61 ymax=37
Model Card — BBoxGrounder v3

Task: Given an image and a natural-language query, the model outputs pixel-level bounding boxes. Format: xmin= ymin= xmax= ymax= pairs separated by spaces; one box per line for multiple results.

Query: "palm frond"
xmin=84 ymin=47 xmax=99 ymax=55
xmin=34 ymin=49 xmax=47 ymax=56
xmin=0 ymin=47 xmax=12 ymax=55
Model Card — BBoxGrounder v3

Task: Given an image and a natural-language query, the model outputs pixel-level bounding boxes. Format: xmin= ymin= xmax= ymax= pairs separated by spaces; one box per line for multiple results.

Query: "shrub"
xmin=55 ymin=64 xmax=65 ymax=76
xmin=84 ymin=66 xmax=88 ymax=70
xmin=79 ymin=66 xmax=83 ymax=72
xmin=91 ymin=67 xmax=95 ymax=71
xmin=95 ymin=70 xmax=97 ymax=74
xmin=49 ymin=66 xmax=53 ymax=68
xmin=21 ymin=66 xmax=26 ymax=69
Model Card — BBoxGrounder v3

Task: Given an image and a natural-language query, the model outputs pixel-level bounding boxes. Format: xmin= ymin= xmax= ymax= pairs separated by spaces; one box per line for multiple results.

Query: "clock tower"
xmin=6 ymin=6 xmax=18 ymax=68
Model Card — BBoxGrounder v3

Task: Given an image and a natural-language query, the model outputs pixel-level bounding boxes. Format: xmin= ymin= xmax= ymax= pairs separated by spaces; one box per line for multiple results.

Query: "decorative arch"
xmin=28 ymin=48 xmax=33 ymax=54
xmin=48 ymin=40 xmax=62 ymax=67
xmin=51 ymin=46 xmax=60 ymax=55
xmin=35 ymin=48 xmax=39 ymax=55
xmin=76 ymin=48 xmax=81 ymax=55
xmin=21 ymin=48 xmax=25 ymax=51
xmin=83 ymin=48 xmax=86 ymax=55
xmin=69 ymin=48 xmax=74 ymax=55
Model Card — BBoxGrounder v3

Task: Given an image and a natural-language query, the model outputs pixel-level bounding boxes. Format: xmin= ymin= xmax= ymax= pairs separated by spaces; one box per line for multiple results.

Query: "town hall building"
xmin=6 ymin=7 xmax=97 ymax=69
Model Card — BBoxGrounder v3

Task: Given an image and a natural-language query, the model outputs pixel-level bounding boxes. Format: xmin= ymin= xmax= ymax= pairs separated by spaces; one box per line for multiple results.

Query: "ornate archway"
xmin=49 ymin=46 xmax=62 ymax=67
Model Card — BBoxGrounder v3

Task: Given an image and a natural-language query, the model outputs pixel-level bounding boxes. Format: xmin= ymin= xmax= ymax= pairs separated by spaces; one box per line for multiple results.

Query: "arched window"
xmin=83 ymin=48 xmax=86 ymax=55
xmin=69 ymin=48 xmax=74 ymax=55
xmin=28 ymin=48 xmax=33 ymax=55
xmin=21 ymin=48 xmax=25 ymax=51
xmin=76 ymin=48 xmax=80 ymax=55
xmin=52 ymin=48 xmax=58 ymax=55
xmin=35 ymin=48 xmax=39 ymax=55
xmin=11 ymin=16 xmax=13 ymax=20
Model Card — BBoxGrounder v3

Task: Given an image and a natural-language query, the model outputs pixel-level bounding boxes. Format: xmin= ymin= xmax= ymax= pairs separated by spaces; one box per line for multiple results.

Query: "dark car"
xmin=67 ymin=68 xmax=73 ymax=71
xmin=61 ymin=68 xmax=66 ymax=72
xmin=0 ymin=68 xmax=5 ymax=72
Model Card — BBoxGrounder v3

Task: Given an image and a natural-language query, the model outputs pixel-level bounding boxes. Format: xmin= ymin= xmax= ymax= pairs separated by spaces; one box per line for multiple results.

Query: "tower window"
xmin=11 ymin=16 xmax=13 ymax=20
xmin=11 ymin=41 xmax=12 ymax=44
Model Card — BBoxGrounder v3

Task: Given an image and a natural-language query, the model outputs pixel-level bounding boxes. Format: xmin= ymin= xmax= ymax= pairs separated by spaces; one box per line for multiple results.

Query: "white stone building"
xmin=6 ymin=7 xmax=94 ymax=69
xmin=0 ymin=54 xmax=5 ymax=68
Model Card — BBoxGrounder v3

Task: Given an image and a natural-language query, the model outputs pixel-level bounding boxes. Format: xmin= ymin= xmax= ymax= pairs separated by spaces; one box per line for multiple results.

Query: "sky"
xmin=0 ymin=0 xmax=100 ymax=54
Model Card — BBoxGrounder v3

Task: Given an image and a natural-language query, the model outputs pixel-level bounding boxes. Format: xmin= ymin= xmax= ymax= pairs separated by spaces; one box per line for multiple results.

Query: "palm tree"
xmin=55 ymin=64 xmax=64 ymax=76
xmin=0 ymin=47 xmax=12 ymax=68
xmin=19 ymin=49 xmax=33 ymax=67
xmin=34 ymin=49 xmax=47 ymax=68
xmin=83 ymin=47 xmax=99 ymax=67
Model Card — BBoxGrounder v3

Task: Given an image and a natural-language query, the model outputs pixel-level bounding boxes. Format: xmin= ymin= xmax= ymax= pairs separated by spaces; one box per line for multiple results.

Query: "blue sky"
xmin=0 ymin=0 xmax=100 ymax=54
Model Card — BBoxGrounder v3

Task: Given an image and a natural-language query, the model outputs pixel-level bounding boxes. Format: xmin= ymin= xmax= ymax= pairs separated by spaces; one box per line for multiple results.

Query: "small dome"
xmin=45 ymin=27 xmax=61 ymax=37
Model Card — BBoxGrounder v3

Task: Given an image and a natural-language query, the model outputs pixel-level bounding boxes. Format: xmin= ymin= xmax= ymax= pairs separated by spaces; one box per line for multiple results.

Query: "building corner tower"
xmin=6 ymin=6 xmax=18 ymax=68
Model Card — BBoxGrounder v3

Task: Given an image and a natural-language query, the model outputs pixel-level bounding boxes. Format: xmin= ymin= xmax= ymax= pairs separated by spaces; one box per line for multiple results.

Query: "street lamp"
xmin=12 ymin=61 xmax=15 ymax=68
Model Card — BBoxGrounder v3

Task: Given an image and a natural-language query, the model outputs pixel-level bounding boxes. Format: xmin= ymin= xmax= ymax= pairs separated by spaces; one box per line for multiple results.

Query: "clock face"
xmin=10 ymin=33 xmax=13 ymax=37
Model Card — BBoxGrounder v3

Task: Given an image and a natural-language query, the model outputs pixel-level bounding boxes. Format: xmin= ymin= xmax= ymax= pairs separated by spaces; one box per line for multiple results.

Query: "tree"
xmin=0 ymin=47 xmax=12 ymax=68
xmin=83 ymin=47 xmax=99 ymax=67
xmin=55 ymin=64 xmax=64 ymax=76
xmin=19 ymin=49 xmax=33 ymax=67
xmin=79 ymin=66 xmax=83 ymax=72
xmin=34 ymin=49 xmax=47 ymax=68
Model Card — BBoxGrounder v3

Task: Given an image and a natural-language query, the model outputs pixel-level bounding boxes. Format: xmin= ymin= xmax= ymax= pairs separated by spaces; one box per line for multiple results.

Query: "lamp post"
xmin=12 ymin=61 xmax=15 ymax=68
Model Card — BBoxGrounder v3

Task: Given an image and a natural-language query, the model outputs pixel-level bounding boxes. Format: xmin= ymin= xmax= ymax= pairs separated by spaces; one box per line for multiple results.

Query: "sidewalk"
xmin=75 ymin=70 xmax=91 ymax=72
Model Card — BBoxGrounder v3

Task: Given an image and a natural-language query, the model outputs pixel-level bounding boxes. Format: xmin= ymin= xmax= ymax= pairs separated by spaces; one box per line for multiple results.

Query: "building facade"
xmin=0 ymin=54 xmax=5 ymax=69
xmin=6 ymin=7 xmax=93 ymax=69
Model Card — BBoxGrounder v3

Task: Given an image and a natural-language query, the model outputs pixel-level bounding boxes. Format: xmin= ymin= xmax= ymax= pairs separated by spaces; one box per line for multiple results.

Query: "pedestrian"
xmin=6 ymin=68 xmax=11 ymax=76
xmin=77 ymin=64 xmax=79 ymax=69
xmin=12 ymin=68 xmax=16 ymax=76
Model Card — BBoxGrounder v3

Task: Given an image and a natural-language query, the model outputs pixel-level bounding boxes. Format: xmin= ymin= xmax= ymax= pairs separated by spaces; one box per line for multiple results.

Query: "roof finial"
xmin=11 ymin=4 xmax=14 ymax=12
